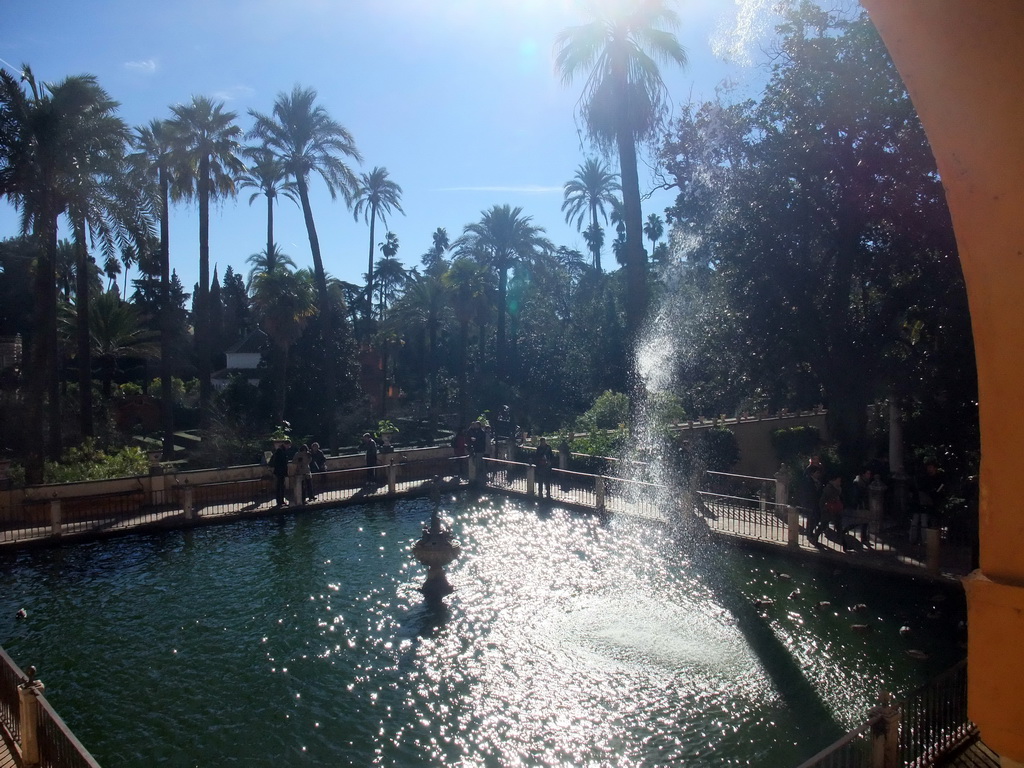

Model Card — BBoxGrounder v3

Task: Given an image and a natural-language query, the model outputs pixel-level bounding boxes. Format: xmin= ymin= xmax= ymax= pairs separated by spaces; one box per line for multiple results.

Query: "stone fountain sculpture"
xmin=413 ymin=481 xmax=461 ymax=601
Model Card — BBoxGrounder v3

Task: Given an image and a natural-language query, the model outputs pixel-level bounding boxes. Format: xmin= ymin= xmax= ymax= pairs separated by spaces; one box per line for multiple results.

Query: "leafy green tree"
xmin=168 ymin=96 xmax=244 ymax=411
xmin=555 ymin=0 xmax=687 ymax=346
xmin=353 ymin=166 xmax=404 ymax=322
xmin=249 ymin=85 xmax=362 ymax=449
xmin=562 ymin=157 xmax=620 ymax=272
xmin=455 ymin=204 xmax=552 ymax=380
xmin=250 ymin=264 xmax=315 ymax=424
xmin=442 ymin=256 xmax=492 ymax=420
xmin=0 ymin=67 xmax=144 ymax=478
xmin=659 ymin=3 xmax=973 ymax=465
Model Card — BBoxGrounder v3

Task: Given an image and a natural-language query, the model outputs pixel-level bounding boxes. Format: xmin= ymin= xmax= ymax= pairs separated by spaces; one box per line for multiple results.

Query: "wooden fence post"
xmin=18 ymin=667 xmax=44 ymax=767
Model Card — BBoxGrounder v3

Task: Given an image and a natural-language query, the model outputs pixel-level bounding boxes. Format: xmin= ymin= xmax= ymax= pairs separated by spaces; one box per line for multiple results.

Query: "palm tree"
xmin=0 ymin=67 xmax=141 ymax=478
xmin=236 ymin=145 xmax=297 ymax=261
xmin=421 ymin=226 xmax=450 ymax=277
xmin=168 ymin=95 xmax=244 ymax=411
xmin=455 ymin=204 xmax=552 ymax=380
xmin=248 ymin=85 xmax=362 ymax=449
xmin=562 ymin=157 xmax=620 ymax=271
xmin=245 ymin=244 xmax=296 ymax=286
xmin=250 ymin=265 xmax=315 ymax=424
xmin=352 ymin=166 xmax=404 ymax=322
xmin=372 ymin=232 xmax=406 ymax=321
xmin=88 ymin=289 xmax=158 ymax=399
xmin=555 ymin=0 xmax=687 ymax=342
xmin=644 ymin=212 xmax=664 ymax=255
xmin=129 ymin=119 xmax=177 ymax=458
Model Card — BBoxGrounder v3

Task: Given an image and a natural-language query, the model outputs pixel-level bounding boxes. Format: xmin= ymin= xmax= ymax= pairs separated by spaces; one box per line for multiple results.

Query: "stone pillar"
xmin=925 ymin=526 xmax=942 ymax=574
xmin=468 ymin=454 xmax=478 ymax=485
xmin=527 ymin=465 xmax=535 ymax=497
xmin=292 ymin=474 xmax=304 ymax=507
xmin=18 ymin=668 xmax=45 ymax=768
xmin=869 ymin=693 xmax=901 ymax=768
xmin=787 ymin=506 xmax=800 ymax=548
xmin=558 ymin=442 xmax=570 ymax=471
xmin=181 ymin=483 xmax=195 ymax=521
xmin=49 ymin=498 xmax=61 ymax=538
xmin=860 ymin=3 xmax=1024 ymax=757
xmin=595 ymin=476 xmax=605 ymax=512
xmin=869 ymin=477 xmax=887 ymax=535
xmin=387 ymin=461 xmax=398 ymax=495
xmin=775 ymin=465 xmax=791 ymax=507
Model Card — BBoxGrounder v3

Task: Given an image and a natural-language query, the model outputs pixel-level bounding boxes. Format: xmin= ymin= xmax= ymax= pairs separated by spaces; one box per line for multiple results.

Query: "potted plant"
xmin=376 ymin=420 xmax=399 ymax=453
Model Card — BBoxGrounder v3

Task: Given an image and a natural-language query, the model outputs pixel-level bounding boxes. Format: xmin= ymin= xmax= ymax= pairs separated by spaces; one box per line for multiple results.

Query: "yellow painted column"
xmin=860 ymin=1 xmax=1024 ymax=760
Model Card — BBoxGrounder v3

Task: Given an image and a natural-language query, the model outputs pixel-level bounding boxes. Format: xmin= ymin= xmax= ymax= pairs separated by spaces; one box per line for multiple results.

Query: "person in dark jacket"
xmin=534 ymin=437 xmax=554 ymax=498
xmin=362 ymin=433 xmax=378 ymax=487
xmin=271 ymin=439 xmax=292 ymax=507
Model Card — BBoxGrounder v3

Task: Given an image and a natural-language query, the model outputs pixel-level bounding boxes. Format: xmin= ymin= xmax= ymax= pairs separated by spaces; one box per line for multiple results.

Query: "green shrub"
xmin=44 ymin=439 xmax=149 ymax=483
xmin=770 ymin=425 xmax=822 ymax=469
xmin=577 ymin=390 xmax=629 ymax=431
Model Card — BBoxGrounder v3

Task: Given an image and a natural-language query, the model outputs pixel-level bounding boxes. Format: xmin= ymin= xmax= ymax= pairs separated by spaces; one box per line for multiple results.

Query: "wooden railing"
xmin=0 ymin=648 xmax=102 ymax=768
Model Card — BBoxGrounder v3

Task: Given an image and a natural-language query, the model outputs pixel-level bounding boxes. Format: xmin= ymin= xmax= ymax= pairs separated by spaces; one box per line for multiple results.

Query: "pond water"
xmin=0 ymin=495 xmax=965 ymax=767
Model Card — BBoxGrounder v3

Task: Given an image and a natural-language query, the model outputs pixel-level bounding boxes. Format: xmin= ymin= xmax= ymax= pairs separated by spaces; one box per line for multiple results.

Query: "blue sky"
xmin=1 ymin=0 xmax=772 ymax=293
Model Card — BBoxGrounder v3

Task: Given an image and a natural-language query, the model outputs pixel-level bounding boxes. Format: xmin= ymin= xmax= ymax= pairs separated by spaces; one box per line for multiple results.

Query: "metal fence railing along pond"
xmin=0 ymin=647 xmax=102 ymax=768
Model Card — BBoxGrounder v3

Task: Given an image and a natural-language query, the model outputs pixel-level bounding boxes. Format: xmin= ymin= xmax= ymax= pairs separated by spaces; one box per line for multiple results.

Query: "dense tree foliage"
xmin=0 ymin=2 xmax=977 ymax=482
xmin=658 ymin=2 xmax=976 ymax=468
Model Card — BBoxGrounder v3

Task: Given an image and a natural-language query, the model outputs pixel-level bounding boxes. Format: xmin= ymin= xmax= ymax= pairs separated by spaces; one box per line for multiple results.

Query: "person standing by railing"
xmin=271 ymin=439 xmax=291 ymax=507
xmin=292 ymin=445 xmax=313 ymax=503
xmin=309 ymin=442 xmax=326 ymax=500
xmin=534 ymin=437 xmax=554 ymax=499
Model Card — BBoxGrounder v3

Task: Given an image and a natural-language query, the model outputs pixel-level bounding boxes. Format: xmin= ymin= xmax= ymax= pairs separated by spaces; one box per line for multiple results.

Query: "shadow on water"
xmin=672 ymin=513 xmax=848 ymax=749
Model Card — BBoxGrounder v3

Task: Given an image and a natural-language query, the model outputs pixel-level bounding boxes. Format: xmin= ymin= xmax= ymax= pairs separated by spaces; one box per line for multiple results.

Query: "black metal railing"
xmin=899 ymin=659 xmax=973 ymax=767
xmin=0 ymin=645 xmax=22 ymax=744
xmin=795 ymin=716 xmax=878 ymax=768
xmin=37 ymin=695 xmax=102 ymax=768
xmin=0 ymin=647 xmax=102 ymax=768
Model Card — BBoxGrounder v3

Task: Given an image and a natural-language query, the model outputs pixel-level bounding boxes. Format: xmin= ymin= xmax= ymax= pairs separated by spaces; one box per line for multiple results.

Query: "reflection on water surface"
xmin=0 ymin=496 xmax=964 ymax=767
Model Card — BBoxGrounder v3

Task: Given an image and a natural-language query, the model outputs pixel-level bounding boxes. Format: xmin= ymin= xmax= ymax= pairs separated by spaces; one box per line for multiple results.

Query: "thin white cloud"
xmin=124 ymin=59 xmax=158 ymax=74
xmin=437 ymin=185 xmax=562 ymax=194
xmin=212 ymin=85 xmax=256 ymax=102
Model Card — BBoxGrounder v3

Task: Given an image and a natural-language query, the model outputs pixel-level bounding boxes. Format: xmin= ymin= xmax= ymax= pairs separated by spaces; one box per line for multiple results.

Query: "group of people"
xmin=795 ymin=454 xmax=947 ymax=547
xmin=269 ymin=440 xmax=327 ymax=507
xmin=795 ymin=457 xmax=874 ymax=545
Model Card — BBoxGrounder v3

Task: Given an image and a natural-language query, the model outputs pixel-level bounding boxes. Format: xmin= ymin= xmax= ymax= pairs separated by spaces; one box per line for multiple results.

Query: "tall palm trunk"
xmin=266 ymin=190 xmax=275 ymax=261
xmin=197 ymin=154 xmax=212 ymax=414
xmin=73 ymin=218 xmax=93 ymax=437
xmin=590 ymin=204 xmax=602 ymax=272
xmin=26 ymin=202 xmax=61 ymax=482
xmin=616 ymin=127 xmax=647 ymax=354
xmin=364 ymin=204 xmax=377 ymax=321
xmin=496 ymin=262 xmax=509 ymax=380
xmin=296 ymin=178 xmax=340 ymax=448
xmin=159 ymin=165 xmax=175 ymax=460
